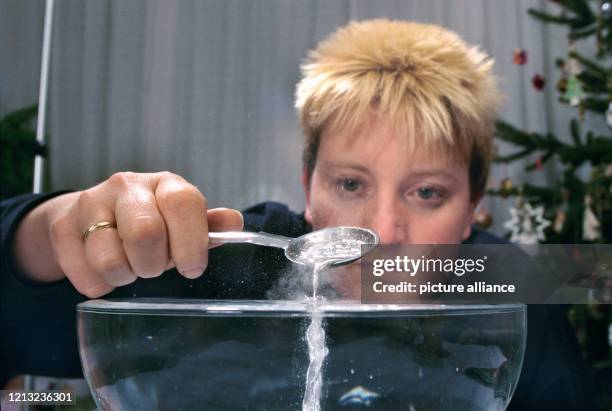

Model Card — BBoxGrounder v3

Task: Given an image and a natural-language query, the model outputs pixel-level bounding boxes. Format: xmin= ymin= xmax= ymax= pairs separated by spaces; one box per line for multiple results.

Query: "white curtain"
xmin=3 ymin=0 xmax=599 ymax=235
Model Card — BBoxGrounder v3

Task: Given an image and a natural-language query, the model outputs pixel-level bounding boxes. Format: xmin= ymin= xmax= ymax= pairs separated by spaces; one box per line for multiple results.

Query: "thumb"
xmin=206 ymin=208 xmax=244 ymax=249
xmin=165 ymin=208 xmax=244 ymax=269
xmin=207 ymin=207 xmax=244 ymax=231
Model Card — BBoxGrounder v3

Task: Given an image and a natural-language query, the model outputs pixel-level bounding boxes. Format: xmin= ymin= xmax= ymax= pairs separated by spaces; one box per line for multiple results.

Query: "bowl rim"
xmin=77 ymin=298 xmax=526 ymax=318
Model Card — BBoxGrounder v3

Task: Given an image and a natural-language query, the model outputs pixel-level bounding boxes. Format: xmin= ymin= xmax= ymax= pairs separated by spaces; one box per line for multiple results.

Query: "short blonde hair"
xmin=295 ymin=19 xmax=502 ymax=200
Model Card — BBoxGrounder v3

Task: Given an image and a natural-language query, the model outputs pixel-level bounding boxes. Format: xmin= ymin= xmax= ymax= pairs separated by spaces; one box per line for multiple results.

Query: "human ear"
xmin=462 ymin=197 xmax=481 ymax=240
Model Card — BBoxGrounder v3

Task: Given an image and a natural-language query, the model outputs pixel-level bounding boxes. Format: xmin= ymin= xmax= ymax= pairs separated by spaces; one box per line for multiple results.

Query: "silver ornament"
xmin=601 ymin=1 xmax=612 ymax=18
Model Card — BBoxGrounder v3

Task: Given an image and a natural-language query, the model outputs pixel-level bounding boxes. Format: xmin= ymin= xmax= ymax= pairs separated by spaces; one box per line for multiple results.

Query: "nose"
xmin=366 ymin=197 xmax=407 ymax=245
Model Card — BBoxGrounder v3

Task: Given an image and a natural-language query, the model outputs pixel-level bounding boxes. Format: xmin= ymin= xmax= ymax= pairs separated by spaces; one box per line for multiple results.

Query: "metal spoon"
xmin=208 ymin=227 xmax=379 ymax=266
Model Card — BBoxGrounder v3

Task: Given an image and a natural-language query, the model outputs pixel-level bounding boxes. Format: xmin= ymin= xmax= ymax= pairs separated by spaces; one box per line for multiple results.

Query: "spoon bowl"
xmin=209 ymin=226 xmax=379 ymax=266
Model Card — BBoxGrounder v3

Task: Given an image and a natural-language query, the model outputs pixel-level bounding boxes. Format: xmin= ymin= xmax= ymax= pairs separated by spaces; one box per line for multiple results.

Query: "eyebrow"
xmin=407 ymin=170 xmax=461 ymax=182
xmin=319 ymin=161 xmax=370 ymax=174
xmin=320 ymin=161 xmax=461 ymax=182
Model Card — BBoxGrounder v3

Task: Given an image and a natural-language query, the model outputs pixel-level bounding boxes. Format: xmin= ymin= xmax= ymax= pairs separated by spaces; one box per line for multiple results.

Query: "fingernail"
xmin=181 ymin=267 xmax=206 ymax=279
xmin=235 ymin=210 xmax=244 ymax=228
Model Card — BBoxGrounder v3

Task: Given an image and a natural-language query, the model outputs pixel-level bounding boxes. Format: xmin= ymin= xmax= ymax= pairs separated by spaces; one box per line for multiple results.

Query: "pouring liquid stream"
xmin=301 ymin=240 xmax=365 ymax=411
xmin=210 ymin=228 xmax=376 ymax=410
xmin=302 ymin=262 xmax=331 ymax=411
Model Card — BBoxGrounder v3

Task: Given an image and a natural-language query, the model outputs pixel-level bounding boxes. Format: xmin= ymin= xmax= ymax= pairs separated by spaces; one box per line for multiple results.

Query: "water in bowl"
xmin=78 ymin=300 xmax=526 ymax=410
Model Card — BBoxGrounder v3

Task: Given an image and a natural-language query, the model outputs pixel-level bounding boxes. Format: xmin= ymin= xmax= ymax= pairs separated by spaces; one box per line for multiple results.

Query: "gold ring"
xmin=83 ymin=221 xmax=117 ymax=242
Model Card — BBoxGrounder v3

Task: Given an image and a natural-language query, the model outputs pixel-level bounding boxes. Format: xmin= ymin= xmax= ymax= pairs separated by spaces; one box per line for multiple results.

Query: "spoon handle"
xmin=208 ymin=231 xmax=291 ymax=250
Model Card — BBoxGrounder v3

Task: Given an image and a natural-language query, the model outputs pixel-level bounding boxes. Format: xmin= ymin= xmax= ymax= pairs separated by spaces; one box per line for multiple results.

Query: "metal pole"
xmin=25 ymin=1 xmax=56 ymax=408
xmin=33 ymin=0 xmax=55 ymax=194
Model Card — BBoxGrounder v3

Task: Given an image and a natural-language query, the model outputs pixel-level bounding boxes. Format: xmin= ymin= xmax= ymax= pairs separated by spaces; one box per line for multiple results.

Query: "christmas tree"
xmin=484 ymin=2 xmax=611 ymax=407
xmin=485 ymin=0 xmax=611 ymax=244
xmin=0 ymin=105 xmax=40 ymax=200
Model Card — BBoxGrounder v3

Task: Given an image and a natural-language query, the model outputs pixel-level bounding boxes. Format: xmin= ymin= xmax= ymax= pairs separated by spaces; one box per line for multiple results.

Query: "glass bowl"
xmin=77 ymin=299 xmax=526 ymax=411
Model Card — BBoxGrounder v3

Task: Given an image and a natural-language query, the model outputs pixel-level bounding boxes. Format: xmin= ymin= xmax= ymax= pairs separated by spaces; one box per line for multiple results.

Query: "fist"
xmin=44 ymin=172 xmax=243 ymax=297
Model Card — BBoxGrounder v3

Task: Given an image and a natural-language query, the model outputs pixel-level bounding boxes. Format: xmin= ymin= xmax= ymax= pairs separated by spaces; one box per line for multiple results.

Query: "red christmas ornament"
xmin=535 ymin=156 xmax=543 ymax=170
xmin=532 ymin=73 xmax=546 ymax=90
xmin=513 ymin=49 xmax=528 ymax=65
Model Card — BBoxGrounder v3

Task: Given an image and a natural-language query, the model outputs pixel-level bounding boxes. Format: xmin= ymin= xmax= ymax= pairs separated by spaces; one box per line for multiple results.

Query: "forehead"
xmin=318 ymin=115 xmax=465 ymax=170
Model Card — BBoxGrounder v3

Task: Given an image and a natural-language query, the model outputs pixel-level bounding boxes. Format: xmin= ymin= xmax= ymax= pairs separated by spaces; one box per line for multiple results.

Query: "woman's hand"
xmin=13 ymin=171 xmax=243 ymax=298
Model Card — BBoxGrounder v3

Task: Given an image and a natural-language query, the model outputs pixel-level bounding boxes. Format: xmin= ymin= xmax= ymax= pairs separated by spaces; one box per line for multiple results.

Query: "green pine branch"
xmin=486 ymin=182 xmax=558 ymax=205
xmin=557 ymin=96 xmax=610 ymax=115
xmin=559 ymin=136 xmax=612 ymax=167
xmin=525 ymin=151 xmax=556 ymax=171
xmin=495 ymin=148 xmax=535 ymax=163
xmin=528 ymin=8 xmax=579 ymax=26
xmin=0 ymin=105 xmax=38 ymax=129
xmin=494 ymin=121 xmax=564 ymax=158
xmin=0 ymin=105 xmax=39 ymax=199
xmin=569 ymin=24 xmax=598 ymax=40
xmin=578 ymin=71 xmax=609 ymax=93
xmin=495 ymin=120 xmax=538 ymax=148
xmin=583 ymin=97 xmax=609 ymax=113
xmin=494 ymin=115 xmax=612 ymax=174
xmin=568 ymin=51 xmax=607 ymax=76
xmin=528 ymin=0 xmax=595 ymax=29
xmin=603 ymin=22 xmax=612 ymax=56
xmin=570 ymin=118 xmax=582 ymax=145
xmin=559 ymin=0 xmax=594 ymax=20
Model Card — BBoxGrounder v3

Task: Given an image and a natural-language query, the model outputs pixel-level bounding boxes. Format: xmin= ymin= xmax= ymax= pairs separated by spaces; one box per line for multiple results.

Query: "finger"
xmin=85 ymin=225 xmax=137 ymax=286
xmin=206 ymin=208 xmax=244 ymax=249
xmin=115 ymin=186 xmax=170 ymax=278
xmin=155 ymin=175 xmax=208 ymax=279
xmin=77 ymin=191 xmax=136 ymax=288
xmin=50 ymin=214 xmax=115 ymax=298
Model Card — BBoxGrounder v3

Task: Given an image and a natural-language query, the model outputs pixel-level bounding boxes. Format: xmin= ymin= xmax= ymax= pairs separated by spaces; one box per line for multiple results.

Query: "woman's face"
xmin=303 ymin=117 xmax=477 ymax=245
xmin=302 ymin=117 xmax=478 ymax=298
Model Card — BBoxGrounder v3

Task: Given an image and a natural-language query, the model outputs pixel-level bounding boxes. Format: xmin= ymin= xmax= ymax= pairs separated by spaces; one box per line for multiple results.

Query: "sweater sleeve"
xmin=1 ymin=192 xmax=87 ymax=386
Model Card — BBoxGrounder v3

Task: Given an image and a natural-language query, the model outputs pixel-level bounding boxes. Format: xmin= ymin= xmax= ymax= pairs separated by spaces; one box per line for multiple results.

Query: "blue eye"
xmin=340 ymin=179 xmax=361 ymax=192
xmin=417 ymin=187 xmax=435 ymax=199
